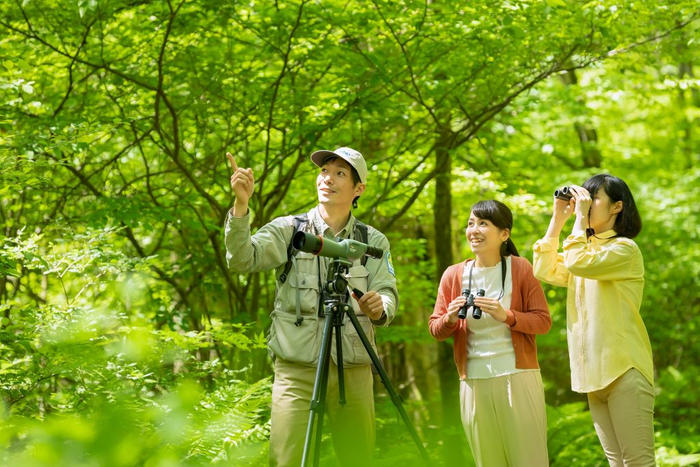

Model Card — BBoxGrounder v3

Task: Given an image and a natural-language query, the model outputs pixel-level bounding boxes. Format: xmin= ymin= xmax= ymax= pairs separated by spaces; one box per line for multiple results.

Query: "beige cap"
xmin=310 ymin=147 xmax=367 ymax=183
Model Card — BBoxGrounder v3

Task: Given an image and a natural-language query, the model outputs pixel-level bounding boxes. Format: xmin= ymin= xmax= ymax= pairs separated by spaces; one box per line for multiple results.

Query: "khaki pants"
xmin=269 ymin=358 xmax=375 ymax=467
xmin=588 ymin=368 xmax=656 ymax=467
xmin=460 ymin=371 xmax=549 ymax=467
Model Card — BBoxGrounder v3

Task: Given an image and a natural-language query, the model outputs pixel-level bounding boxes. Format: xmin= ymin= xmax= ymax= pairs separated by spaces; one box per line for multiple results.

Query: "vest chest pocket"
xmin=276 ymin=249 xmax=319 ymax=314
xmin=268 ymin=311 xmax=321 ymax=364
xmin=285 ymin=271 xmax=320 ymax=315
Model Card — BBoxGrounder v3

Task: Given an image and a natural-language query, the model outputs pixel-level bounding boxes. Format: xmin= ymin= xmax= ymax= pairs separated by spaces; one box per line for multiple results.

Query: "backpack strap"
xmin=279 ymin=213 xmax=309 ymax=285
xmin=353 ymin=220 xmax=369 ymax=266
xmin=279 ymin=214 xmax=311 ymax=327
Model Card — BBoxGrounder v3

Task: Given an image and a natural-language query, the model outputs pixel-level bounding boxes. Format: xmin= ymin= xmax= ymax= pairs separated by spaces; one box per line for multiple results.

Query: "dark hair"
xmin=582 ymin=174 xmax=642 ymax=239
xmin=470 ymin=200 xmax=519 ymax=256
xmin=322 ymin=156 xmax=362 ymax=208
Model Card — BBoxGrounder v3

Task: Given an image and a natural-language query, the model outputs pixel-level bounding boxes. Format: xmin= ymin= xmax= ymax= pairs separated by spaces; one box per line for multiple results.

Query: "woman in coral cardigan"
xmin=429 ymin=200 xmax=552 ymax=467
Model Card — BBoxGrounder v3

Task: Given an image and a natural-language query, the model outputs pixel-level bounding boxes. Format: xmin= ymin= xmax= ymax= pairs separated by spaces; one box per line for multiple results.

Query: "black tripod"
xmin=301 ymin=258 xmax=432 ymax=467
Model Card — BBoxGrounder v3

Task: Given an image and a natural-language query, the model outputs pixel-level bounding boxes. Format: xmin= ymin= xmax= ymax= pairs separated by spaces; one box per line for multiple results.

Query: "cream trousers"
xmin=460 ymin=371 xmax=549 ymax=467
xmin=588 ymin=368 xmax=656 ymax=467
xmin=269 ymin=358 xmax=375 ymax=467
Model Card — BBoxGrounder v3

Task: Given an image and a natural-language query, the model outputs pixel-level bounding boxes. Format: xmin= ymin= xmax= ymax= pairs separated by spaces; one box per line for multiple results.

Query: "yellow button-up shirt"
xmin=533 ymin=229 xmax=653 ymax=393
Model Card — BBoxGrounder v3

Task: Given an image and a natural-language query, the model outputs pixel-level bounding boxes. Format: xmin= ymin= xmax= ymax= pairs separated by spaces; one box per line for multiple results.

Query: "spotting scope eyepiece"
xmin=292 ymin=231 xmax=384 ymax=262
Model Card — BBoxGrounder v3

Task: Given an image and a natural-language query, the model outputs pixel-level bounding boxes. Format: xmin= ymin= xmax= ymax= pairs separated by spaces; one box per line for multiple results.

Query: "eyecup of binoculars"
xmin=553 ymin=186 xmax=573 ymax=202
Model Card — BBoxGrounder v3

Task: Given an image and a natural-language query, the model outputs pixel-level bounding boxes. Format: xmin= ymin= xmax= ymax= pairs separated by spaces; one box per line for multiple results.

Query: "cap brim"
xmin=310 ymin=150 xmax=338 ymax=167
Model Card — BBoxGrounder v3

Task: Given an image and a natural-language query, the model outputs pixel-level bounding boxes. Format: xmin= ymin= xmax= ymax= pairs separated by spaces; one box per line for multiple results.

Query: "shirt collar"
xmin=309 ymin=206 xmax=355 ymax=239
xmin=591 ymin=229 xmax=618 ymax=241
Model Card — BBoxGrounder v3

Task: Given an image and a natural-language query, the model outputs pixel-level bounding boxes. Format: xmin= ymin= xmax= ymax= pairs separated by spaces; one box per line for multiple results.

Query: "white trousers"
xmin=460 ymin=371 xmax=549 ymax=467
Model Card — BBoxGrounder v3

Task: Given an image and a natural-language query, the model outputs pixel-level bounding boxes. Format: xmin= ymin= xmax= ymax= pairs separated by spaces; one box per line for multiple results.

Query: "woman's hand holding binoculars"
xmin=446 ymin=295 xmax=467 ymax=324
xmin=445 ymin=293 xmax=507 ymax=324
xmin=552 ymin=185 xmax=591 ymax=215
xmin=556 ymin=185 xmax=592 ymax=232
xmin=472 ymin=296 xmax=507 ymax=322
xmin=546 ymin=185 xmax=592 ymax=237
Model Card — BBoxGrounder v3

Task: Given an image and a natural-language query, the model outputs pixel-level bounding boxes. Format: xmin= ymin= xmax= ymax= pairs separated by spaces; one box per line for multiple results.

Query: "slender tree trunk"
xmin=678 ymin=61 xmax=699 ymax=168
xmin=561 ymin=69 xmax=603 ymax=168
xmin=433 ymin=127 xmax=467 ymax=464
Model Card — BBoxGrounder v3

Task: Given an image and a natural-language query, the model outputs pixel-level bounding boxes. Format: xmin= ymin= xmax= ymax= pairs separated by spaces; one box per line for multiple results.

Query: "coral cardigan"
xmin=429 ymin=256 xmax=551 ymax=380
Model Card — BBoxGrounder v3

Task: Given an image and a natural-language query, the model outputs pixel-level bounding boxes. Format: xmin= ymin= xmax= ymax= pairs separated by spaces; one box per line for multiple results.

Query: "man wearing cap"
xmin=224 ymin=147 xmax=398 ymax=466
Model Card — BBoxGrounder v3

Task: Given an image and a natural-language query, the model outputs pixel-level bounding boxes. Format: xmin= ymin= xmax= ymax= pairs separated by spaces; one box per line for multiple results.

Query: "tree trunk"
xmin=561 ymin=70 xmax=603 ymax=168
xmin=433 ymin=127 xmax=467 ymax=464
xmin=678 ymin=61 xmax=699 ymax=168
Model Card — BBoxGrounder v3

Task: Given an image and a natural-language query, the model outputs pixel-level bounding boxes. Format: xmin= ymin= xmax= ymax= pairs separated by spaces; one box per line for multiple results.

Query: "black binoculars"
xmin=458 ymin=288 xmax=486 ymax=320
xmin=554 ymin=186 xmax=573 ymax=201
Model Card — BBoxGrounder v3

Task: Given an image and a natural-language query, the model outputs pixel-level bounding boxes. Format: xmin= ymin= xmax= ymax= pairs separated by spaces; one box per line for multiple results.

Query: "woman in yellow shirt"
xmin=533 ymin=174 xmax=655 ymax=467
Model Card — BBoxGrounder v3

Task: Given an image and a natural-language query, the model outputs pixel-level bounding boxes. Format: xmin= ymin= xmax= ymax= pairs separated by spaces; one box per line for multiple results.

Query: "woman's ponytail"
xmin=501 ymin=238 xmax=519 ymax=257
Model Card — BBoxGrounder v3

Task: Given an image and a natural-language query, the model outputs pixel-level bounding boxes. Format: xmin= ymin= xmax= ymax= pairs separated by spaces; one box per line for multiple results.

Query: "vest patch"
xmin=386 ymin=251 xmax=395 ymax=276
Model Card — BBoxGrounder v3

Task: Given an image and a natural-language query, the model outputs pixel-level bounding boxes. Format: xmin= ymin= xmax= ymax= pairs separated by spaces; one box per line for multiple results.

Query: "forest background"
xmin=1 ymin=0 xmax=699 ymax=466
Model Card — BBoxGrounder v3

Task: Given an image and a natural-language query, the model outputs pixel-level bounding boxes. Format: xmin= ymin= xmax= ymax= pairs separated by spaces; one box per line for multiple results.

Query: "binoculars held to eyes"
xmin=554 ymin=186 xmax=573 ymax=201
xmin=459 ymin=288 xmax=486 ymax=320
xmin=292 ymin=231 xmax=384 ymax=262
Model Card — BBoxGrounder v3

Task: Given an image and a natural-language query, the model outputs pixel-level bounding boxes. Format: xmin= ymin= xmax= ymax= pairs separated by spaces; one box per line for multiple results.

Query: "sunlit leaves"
xmin=1 ymin=0 xmax=699 ymax=464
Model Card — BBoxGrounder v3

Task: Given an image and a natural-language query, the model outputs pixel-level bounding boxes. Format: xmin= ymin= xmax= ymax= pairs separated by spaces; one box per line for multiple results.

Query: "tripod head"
xmin=324 ymin=257 xmax=352 ymax=296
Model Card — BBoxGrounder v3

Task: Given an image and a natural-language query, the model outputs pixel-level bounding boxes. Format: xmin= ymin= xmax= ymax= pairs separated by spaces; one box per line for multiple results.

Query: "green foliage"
xmin=1 ymin=0 xmax=699 ymax=464
xmin=0 ymin=300 xmax=271 ymax=465
xmin=547 ymin=403 xmax=607 ymax=466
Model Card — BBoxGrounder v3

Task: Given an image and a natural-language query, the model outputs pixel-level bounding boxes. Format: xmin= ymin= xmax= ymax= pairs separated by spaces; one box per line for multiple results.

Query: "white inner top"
xmin=463 ymin=256 xmax=524 ymax=379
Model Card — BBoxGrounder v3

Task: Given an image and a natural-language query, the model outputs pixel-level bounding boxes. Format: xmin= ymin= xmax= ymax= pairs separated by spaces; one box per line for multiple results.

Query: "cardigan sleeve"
xmin=429 ymin=266 xmax=460 ymax=341
xmin=504 ymin=258 xmax=552 ymax=335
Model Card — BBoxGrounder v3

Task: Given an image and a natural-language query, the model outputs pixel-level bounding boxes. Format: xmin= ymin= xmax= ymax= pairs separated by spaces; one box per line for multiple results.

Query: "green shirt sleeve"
xmin=224 ymin=209 xmax=292 ymax=274
xmin=365 ymin=228 xmax=399 ymax=327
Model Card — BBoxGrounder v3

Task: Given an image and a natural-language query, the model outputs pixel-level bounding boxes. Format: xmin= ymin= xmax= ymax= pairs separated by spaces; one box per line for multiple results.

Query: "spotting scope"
xmin=292 ymin=232 xmax=384 ymax=262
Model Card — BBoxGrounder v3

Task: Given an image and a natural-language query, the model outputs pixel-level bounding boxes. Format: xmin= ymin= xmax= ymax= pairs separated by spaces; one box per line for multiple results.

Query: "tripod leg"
xmin=302 ymin=312 xmax=333 ymax=467
xmin=344 ymin=308 xmax=433 ymax=466
xmin=335 ymin=307 xmax=346 ymax=406
xmin=312 ymin=352 xmax=330 ymax=467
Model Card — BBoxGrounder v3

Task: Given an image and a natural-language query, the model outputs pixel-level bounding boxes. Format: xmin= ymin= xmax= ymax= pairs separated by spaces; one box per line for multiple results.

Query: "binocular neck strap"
xmin=468 ymin=256 xmax=507 ymax=301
